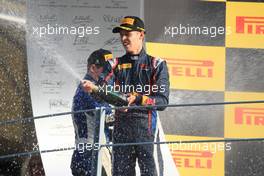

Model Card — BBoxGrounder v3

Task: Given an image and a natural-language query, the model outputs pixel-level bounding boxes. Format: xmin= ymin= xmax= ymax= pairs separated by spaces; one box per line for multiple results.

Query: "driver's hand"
xmin=81 ymin=80 xmax=97 ymax=93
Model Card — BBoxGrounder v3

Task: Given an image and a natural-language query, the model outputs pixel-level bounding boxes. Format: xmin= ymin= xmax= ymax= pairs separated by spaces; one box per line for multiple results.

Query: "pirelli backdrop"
xmin=145 ymin=0 xmax=264 ymax=176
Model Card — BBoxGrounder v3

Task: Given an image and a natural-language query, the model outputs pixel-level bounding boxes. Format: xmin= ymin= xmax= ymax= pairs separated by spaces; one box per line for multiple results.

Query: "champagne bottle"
xmin=100 ymin=91 xmax=128 ymax=106
xmin=91 ymin=84 xmax=128 ymax=106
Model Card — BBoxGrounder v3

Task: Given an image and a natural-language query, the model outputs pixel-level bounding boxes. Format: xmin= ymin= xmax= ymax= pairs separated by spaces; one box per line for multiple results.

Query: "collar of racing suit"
xmin=84 ymin=73 xmax=97 ymax=82
xmin=126 ymin=48 xmax=146 ymax=61
xmin=84 ymin=73 xmax=105 ymax=86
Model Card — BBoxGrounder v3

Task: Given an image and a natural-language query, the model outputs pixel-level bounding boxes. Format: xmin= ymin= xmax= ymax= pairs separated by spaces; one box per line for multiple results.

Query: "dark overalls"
xmin=105 ymin=49 xmax=170 ymax=176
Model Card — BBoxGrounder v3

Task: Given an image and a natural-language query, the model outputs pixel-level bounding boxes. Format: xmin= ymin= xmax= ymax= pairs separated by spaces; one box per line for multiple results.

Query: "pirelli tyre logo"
xmin=225 ymin=92 xmax=264 ymax=138
xmin=167 ymin=58 xmax=214 ymax=78
xmin=226 ymin=2 xmax=264 ymax=48
xmin=172 ymin=150 xmax=213 ymax=169
xmin=235 ymin=107 xmax=264 ymax=126
xmin=166 ymin=135 xmax=225 ymax=176
xmin=236 ymin=16 xmax=264 ymax=35
xmin=146 ymin=42 xmax=225 ymax=91
xmin=165 ymin=57 xmax=224 ymax=91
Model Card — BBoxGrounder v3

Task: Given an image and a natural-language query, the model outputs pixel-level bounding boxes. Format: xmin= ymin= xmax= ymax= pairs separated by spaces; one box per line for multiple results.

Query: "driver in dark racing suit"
xmin=82 ymin=16 xmax=170 ymax=176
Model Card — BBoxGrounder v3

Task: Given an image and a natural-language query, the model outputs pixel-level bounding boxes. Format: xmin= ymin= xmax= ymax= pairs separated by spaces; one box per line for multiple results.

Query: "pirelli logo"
xmin=146 ymin=43 xmax=224 ymax=91
xmin=171 ymin=150 xmax=213 ymax=169
xmin=166 ymin=58 xmax=214 ymax=78
xmin=118 ymin=63 xmax=132 ymax=69
xmin=104 ymin=54 xmax=113 ymax=60
xmin=121 ymin=18 xmax=134 ymax=25
xmin=235 ymin=107 xmax=264 ymax=126
xmin=226 ymin=3 xmax=264 ymax=48
xmin=236 ymin=16 xmax=264 ymax=35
